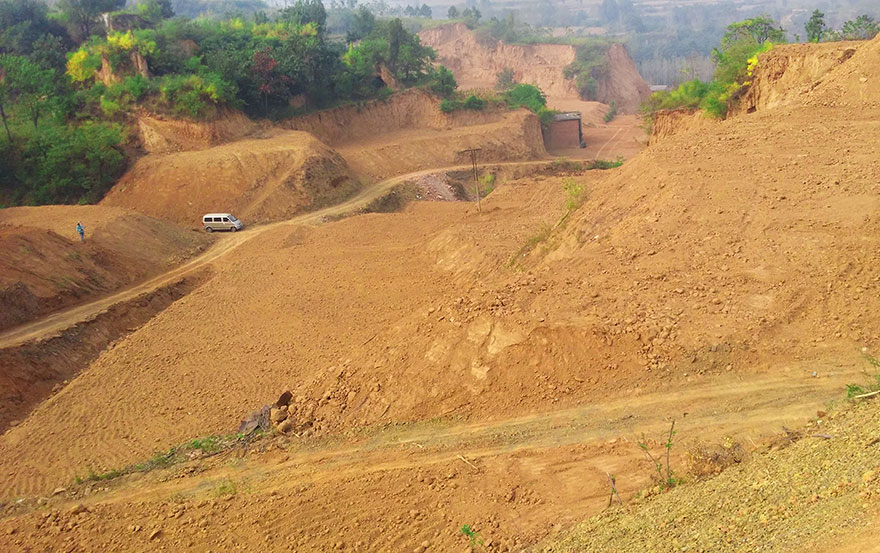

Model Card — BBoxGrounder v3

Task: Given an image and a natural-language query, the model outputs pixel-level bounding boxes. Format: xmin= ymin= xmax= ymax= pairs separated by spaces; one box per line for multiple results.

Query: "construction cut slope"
xmin=733 ymin=41 xmax=861 ymax=115
xmin=282 ymin=88 xmax=548 ymax=181
xmin=0 ymin=206 xmax=209 ymax=332
xmin=419 ymin=23 xmax=650 ymax=113
xmin=101 ymin=131 xmax=361 ymax=227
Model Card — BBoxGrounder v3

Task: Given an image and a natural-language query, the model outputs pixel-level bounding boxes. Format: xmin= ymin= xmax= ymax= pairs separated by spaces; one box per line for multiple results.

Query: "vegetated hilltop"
xmin=0 ymin=205 xmax=209 ymax=330
xmin=418 ymin=22 xmax=650 ymax=112
xmin=0 ymin=0 xmax=449 ymax=207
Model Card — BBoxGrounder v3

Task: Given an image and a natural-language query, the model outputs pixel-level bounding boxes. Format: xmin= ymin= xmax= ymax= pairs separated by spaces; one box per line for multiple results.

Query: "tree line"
xmin=0 ymin=0 xmax=448 ymax=206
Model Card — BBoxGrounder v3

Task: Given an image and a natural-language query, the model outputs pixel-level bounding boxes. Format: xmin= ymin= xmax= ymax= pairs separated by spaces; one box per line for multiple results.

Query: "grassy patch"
xmin=508 ymin=224 xmax=552 ymax=268
xmin=74 ymin=431 xmax=263 ymax=485
xmin=846 ymin=351 xmax=880 ymax=399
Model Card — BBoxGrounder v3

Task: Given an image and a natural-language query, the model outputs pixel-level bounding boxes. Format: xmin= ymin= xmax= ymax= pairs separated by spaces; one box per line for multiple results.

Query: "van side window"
xmin=222 ymin=217 xmax=229 ymax=222
xmin=213 ymin=217 xmax=222 ymax=223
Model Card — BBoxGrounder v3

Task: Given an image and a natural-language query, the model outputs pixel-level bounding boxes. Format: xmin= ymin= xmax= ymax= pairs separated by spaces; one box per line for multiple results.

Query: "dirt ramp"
xmin=102 ymin=131 xmax=361 ymax=227
xmin=733 ymin=42 xmax=861 ymax=115
xmin=0 ymin=206 xmax=209 ymax=332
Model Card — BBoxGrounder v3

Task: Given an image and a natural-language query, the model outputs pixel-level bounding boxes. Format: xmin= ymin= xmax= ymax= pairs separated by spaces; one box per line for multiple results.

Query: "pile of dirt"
xmin=136 ymin=109 xmax=266 ymax=154
xmin=806 ymin=33 xmax=880 ymax=109
xmin=733 ymin=41 xmax=861 ymax=115
xmin=0 ymin=206 xmax=209 ymax=332
xmin=101 ymin=131 xmax=361 ymax=227
xmin=418 ymin=23 xmax=650 ymax=112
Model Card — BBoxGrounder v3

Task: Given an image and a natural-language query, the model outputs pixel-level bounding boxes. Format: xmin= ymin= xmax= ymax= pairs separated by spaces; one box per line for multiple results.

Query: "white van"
xmin=202 ymin=213 xmax=243 ymax=232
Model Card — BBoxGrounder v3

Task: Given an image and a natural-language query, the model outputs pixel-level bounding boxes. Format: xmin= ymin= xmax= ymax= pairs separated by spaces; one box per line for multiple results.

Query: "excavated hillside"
xmin=733 ymin=41 xmax=862 ymax=115
xmin=0 ymin=206 xmax=209 ymax=331
xmin=101 ymin=131 xmax=361 ymax=227
xmin=419 ymin=23 xmax=650 ymax=113
xmin=104 ymin=90 xmax=546 ymax=225
xmin=0 ymin=35 xmax=878 ymax=553
xmin=281 ymin=89 xmax=547 ymax=180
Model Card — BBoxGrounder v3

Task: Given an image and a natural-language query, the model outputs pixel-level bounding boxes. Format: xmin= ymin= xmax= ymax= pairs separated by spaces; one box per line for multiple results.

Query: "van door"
xmin=221 ymin=216 xmax=231 ymax=230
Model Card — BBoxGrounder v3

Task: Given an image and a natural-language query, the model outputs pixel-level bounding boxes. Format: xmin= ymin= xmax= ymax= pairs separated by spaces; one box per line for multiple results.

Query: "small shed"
xmin=547 ymin=112 xmax=583 ymax=150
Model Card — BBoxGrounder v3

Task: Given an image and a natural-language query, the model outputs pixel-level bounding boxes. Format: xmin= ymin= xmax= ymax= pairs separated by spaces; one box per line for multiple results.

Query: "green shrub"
xmin=462 ymin=95 xmax=486 ymax=110
xmin=159 ymin=73 xmax=232 ymax=118
xmin=440 ymin=98 xmax=460 ymax=112
xmin=122 ymin=75 xmax=152 ymax=101
xmin=604 ymin=100 xmax=618 ymax=123
xmin=504 ymin=83 xmax=547 ymax=113
xmin=430 ymin=66 xmax=457 ymax=98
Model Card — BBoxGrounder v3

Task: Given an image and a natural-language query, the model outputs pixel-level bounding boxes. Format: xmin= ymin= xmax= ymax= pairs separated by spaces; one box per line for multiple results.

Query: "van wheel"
xmin=230 ymin=226 xmax=237 ymax=232
xmin=205 ymin=227 xmax=213 ymax=233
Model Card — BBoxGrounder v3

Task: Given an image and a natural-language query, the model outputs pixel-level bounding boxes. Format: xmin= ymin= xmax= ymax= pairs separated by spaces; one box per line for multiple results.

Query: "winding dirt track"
xmin=0 ymin=160 xmax=551 ymax=350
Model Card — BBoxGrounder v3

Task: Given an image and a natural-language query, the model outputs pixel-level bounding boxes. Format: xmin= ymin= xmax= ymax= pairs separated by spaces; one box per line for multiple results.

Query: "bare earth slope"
xmin=101 ymin=131 xmax=361 ymax=227
xmin=0 ymin=35 xmax=879 ymax=553
xmin=419 ymin=23 xmax=650 ymax=113
xmin=281 ymin=89 xmax=548 ymax=181
xmin=0 ymin=206 xmax=209 ymax=331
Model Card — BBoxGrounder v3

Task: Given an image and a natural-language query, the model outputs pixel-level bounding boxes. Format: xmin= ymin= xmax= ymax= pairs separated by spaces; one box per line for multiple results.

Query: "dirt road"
xmin=0 ymin=365 xmax=859 ymax=553
xmin=0 ymin=160 xmax=552 ymax=351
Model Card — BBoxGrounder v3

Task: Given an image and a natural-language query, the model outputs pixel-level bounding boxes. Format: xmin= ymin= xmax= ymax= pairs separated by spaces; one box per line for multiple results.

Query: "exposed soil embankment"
xmin=335 ymin=110 xmax=546 ymax=180
xmin=805 ymin=33 xmax=880 ymax=109
xmin=0 ymin=206 xmax=210 ymax=332
xmin=280 ymin=88 xmax=505 ymax=146
xmin=137 ymin=109 xmax=266 ymax=154
xmin=102 ymin=131 xmax=361 ymax=227
xmin=648 ymin=108 xmax=715 ymax=145
xmin=419 ymin=23 xmax=650 ymax=112
xmin=733 ymin=41 xmax=861 ymax=115
xmin=0 ymin=272 xmax=208 ymax=433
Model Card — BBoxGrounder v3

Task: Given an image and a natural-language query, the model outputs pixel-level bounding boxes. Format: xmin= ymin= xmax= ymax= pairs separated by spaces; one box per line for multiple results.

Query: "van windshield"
xmin=228 ymin=215 xmax=238 ymax=221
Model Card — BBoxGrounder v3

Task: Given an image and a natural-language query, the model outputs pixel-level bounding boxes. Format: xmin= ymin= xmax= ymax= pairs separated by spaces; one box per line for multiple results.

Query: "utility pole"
xmin=459 ymin=147 xmax=482 ymax=213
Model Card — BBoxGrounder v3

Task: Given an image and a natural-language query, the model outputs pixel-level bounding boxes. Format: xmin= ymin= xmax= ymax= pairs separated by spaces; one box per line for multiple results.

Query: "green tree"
xmin=805 ymin=9 xmax=826 ymax=43
xmin=58 ymin=0 xmax=125 ymax=41
xmin=0 ymin=0 xmax=71 ymax=55
xmin=447 ymin=5 xmax=458 ymax=18
xmin=346 ymin=6 xmax=375 ymax=42
xmin=280 ymin=0 xmax=327 ymax=32
xmin=600 ymin=0 xmax=618 ymax=26
xmin=841 ymin=15 xmax=879 ymax=40
xmin=430 ymin=65 xmax=456 ymax=97
xmin=0 ymin=54 xmax=55 ymax=130
xmin=719 ymin=16 xmax=786 ymax=49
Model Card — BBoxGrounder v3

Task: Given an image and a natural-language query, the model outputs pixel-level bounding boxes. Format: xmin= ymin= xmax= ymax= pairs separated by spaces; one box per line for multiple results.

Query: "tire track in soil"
xmin=0 ymin=160 xmax=553 ymax=351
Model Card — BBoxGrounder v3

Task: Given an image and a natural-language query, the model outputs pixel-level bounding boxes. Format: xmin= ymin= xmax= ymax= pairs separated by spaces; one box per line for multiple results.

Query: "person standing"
xmin=75 ymin=221 xmax=85 ymax=243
